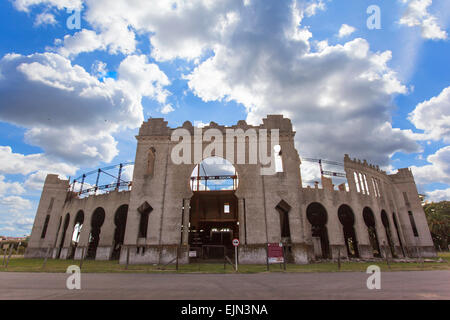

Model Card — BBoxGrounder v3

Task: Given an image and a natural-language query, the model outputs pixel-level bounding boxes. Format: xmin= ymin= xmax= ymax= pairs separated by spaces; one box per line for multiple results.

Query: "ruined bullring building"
xmin=25 ymin=115 xmax=436 ymax=264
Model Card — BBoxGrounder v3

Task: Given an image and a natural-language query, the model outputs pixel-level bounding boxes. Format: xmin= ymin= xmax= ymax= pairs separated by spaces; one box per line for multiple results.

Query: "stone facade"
xmin=25 ymin=115 xmax=436 ymax=263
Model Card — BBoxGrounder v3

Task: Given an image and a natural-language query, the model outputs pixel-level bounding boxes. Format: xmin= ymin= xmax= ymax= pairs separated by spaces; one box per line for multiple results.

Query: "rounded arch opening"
xmin=190 ymin=156 xmax=238 ymax=192
xmin=72 ymin=210 xmax=84 ymax=244
xmin=381 ymin=210 xmax=389 ymax=227
xmin=306 ymin=202 xmax=330 ymax=259
xmin=337 ymin=205 xmax=359 ymax=258
xmin=188 ymin=157 xmax=239 ymax=260
xmin=69 ymin=210 xmax=84 ymax=258
xmin=363 ymin=207 xmax=381 ymax=257
xmin=112 ymin=204 xmax=128 ymax=260
xmin=87 ymin=207 xmax=106 ymax=259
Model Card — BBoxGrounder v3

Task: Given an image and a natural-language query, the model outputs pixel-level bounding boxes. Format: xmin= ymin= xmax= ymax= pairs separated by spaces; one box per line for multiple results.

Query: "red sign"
xmin=268 ymin=243 xmax=284 ymax=264
xmin=232 ymin=238 xmax=240 ymax=247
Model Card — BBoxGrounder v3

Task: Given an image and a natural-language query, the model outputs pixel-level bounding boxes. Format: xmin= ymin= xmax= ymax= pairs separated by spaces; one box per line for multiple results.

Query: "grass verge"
xmin=1 ymin=252 xmax=448 ymax=274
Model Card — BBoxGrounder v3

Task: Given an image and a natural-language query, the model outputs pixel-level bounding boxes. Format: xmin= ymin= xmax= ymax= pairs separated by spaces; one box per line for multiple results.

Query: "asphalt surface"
xmin=0 ymin=271 xmax=448 ymax=300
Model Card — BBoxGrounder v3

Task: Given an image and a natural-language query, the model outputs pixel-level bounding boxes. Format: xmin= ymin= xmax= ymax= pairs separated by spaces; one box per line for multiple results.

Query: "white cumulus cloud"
xmin=0 ymin=196 xmax=32 ymax=213
xmin=186 ymin=2 xmax=418 ymax=165
xmin=338 ymin=24 xmax=356 ymax=38
xmin=0 ymin=175 xmax=26 ymax=196
xmin=411 ymin=146 xmax=450 ymax=186
xmin=34 ymin=12 xmax=57 ymax=27
xmin=399 ymin=0 xmax=447 ymax=40
xmin=409 ymin=86 xmax=450 ymax=143
xmin=425 ymin=187 xmax=450 ymax=202
xmin=0 ymin=52 xmax=169 ymax=165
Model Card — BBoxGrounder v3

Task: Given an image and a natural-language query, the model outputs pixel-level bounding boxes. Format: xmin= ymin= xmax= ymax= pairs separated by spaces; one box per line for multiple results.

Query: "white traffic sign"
xmin=232 ymin=238 xmax=240 ymax=247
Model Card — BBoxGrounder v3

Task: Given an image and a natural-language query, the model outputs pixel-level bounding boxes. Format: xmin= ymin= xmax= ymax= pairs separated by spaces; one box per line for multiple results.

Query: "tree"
xmin=424 ymin=201 xmax=450 ymax=251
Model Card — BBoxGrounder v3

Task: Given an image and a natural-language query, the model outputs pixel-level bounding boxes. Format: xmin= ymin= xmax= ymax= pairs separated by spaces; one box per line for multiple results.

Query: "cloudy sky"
xmin=0 ymin=0 xmax=449 ymax=236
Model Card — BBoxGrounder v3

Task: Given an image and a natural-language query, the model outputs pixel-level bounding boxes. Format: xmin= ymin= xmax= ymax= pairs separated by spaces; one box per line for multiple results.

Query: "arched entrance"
xmin=381 ymin=210 xmax=395 ymax=257
xmin=307 ymin=202 xmax=330 ymax=259
xmin=112 ymin=204 xmax=128 ymax=260
xmin=338 ymin=205 xmax=359 ymax=258
xmin=69 ymin=210 xmax=84 ymax=259
xmin=363 ymin=207 xmax=381 ymax=257
xmin=87 ymin=207 xmax=105 ymax=259
xmin=189 ymin=157 xmax=239 ymax=260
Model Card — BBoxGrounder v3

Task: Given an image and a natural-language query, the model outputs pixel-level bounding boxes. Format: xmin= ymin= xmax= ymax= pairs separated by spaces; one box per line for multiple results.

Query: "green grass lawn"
xmin=1 ymin=252 xmax=448 ymax=274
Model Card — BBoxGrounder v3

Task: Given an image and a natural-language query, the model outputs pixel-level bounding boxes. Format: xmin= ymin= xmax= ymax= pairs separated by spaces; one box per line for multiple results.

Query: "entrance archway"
xmin=69 ymin=210 xmax=84 ymax=259
xmin=338 ymin=205 xmax=359 ymax=257
xmin=112 ymin=204 xmax=128 ymax=260
xmin=381 ymin=210 xmax=395 ymax=257
xmin=363 ymin=207 xmax=381 ymax=257
xmin=189 ymin=157 xmax=239 ymax=260
xmin=87 ymin=207 xmax=105 ymax=259
xmin=307 ymin=202 xmax=330 ymax=259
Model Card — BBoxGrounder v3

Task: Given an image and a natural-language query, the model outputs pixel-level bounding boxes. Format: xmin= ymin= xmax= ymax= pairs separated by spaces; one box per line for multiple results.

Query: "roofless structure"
xmin=26 ymin=115 xmax=436 ymax=264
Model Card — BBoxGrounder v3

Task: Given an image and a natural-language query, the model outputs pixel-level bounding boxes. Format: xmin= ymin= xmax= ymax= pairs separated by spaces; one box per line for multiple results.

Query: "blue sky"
xmin=0 ymin=0 xmax=449 ymax=236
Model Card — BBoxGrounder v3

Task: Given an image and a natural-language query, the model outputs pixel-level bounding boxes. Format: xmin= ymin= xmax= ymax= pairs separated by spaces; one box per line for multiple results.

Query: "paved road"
xmin=0 ymin=271 xmax=449 ymax=300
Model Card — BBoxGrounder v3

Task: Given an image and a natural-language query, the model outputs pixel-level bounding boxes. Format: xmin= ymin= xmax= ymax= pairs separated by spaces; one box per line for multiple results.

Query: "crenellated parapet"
xmin=138 ymin=115 xmax=295 ymax=138
xmin=388 ymin=168 xmax=415 ymax=184
xmin=343 ymin=154 xmax=386 ymax=175
xmin=138 ymin=118 xmax=171 ymax=138
xmin=43 ymin=174 xmax=70 ymax=190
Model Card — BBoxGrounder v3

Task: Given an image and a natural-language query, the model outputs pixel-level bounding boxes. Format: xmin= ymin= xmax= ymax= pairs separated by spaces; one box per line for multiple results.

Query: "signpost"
xmin=268 ymin=243 xmax=284 ymax=265
xmin=232 ymin=238 xmax=239 ymax=271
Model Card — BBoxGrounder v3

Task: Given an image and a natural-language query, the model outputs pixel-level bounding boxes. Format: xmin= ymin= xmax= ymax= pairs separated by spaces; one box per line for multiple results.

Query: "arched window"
xmin=408 ymin=211 xmax=419 ymax=237
xmin=41 ymin=215 xmax=50 ymax=239
xmin=274 ymin=145 xmax=283 ymax=172
xmin=276 ymin=200 xmax=291 ymax=239
xmin=359 ymin=173 xmax=366 ymax=194
xmin=354 ymin=172 xmax=361 ymax=193
xmin=363 ymin=174 xmax=370 ymax=195
xmin=138 ymin=201 xmax=153 ymax=238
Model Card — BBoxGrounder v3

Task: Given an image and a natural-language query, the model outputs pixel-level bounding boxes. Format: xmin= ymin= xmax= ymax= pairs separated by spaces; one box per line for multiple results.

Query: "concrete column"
xmin=238 ymin=198 xmax=246 ymax=244
xmin=346 ymin=170 xmax=357 ymax=193
xmin=354 ymin=207 xmax=373 ymax=258
xmin=181 ymin=198 xmax=190 ymax=245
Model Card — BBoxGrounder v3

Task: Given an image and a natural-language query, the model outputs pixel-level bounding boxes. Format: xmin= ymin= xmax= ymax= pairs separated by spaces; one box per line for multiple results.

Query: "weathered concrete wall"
xmin=389 ymin=169 xmax=435 ymax=257
xmin=61 ymin=190 xmax=131 ymax=260
xmin=25 ymin=175 xmax=69 ymax=258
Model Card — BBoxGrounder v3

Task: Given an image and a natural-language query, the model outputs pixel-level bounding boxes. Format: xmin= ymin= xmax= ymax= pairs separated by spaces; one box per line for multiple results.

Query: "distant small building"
xmin=2 ymin=236 xmax=28 ymax=242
